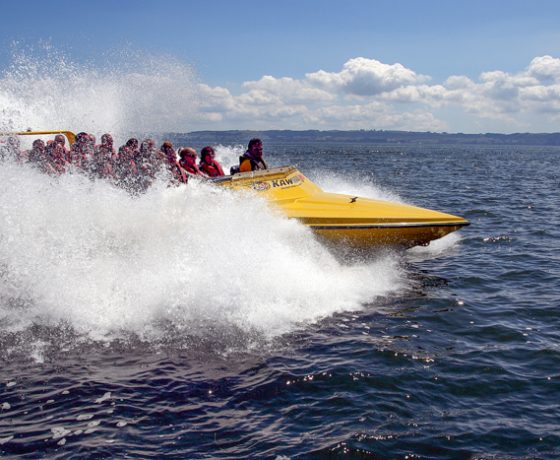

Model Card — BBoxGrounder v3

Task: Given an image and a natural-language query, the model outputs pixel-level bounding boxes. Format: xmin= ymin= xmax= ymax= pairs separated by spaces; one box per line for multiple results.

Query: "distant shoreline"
xmin=165 ymin=130 xmax=560 ymax=147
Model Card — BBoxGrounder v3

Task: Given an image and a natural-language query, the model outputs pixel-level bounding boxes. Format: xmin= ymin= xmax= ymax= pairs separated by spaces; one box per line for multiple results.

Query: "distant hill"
xmin=165 ymin=130 xmax=560 ymax=146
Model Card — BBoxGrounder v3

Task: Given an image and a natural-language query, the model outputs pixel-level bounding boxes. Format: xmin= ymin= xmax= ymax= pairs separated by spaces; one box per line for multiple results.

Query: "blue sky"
xmin=2 ymin=0 xmax=560 ymax=133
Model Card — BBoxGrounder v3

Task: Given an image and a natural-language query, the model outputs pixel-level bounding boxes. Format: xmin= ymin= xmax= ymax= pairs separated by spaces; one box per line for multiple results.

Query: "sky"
xmin=1 ymin=0 xmax=560 ymax=133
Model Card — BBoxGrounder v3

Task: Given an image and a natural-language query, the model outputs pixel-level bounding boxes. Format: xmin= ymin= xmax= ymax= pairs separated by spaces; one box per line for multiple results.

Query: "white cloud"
xmin=189 ymin=55 xmax=560 ymax=132
xmin=527 ymin=55 xmax=560 ymax=82
xmin=313 ymin=102 xmax=446 ymax=131
xmin=379 ymin=84 xmax=448 ymax=105
xmin=306 ymin=57 xmax=429 ymax=96
xmin=243 ymin=75 xmax=335 ymax=102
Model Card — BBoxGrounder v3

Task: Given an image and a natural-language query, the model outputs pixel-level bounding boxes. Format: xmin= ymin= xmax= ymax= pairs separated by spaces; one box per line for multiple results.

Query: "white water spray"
xmin=0 ymin=46 xmax=200 ymax=142
xmin=0 ymin=47 xmax=413 ymax=352
xmin=0 ymin=163 xmax=405 ymax=342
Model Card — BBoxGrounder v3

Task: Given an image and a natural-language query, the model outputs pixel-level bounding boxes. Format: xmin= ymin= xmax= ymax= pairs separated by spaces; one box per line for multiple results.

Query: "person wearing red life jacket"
xmin=138 ymin=139 xmax=157 ymax=173
xmin=92 ymin=133 xmax=116 ymax=179
xmin=115 ymin=138 xmax=139 ymax=178
xmin=198 ymin=146 xmax=224 ymax=177
xmin=69 ymin=132 xmax=91 ymax=168
xmin=54 ymin=134 xmax=70 ymax=162
xmin=112 ymin=138 xmax=140 ymax=190
xmin=159 ymin=141 xmax=188 ymax=185
xmin=28 ymin=139 xmax=48 ymax=169
xmin=45 ymin=139 xmax=68 ymax=175
xmin=178 ymin=147 xmax=207 ymax=178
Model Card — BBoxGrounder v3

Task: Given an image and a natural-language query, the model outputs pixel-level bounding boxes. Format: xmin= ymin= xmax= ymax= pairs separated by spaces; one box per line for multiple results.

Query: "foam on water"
xmin=311 ymin=170 xmax=404 ymax=203
xmin=407 ymin=232 xmax=462 ymax=259
xmin=0 ymin=163 xmax=405 ymax=345
xmin=213 ymin=144 xmax=245 ymax=173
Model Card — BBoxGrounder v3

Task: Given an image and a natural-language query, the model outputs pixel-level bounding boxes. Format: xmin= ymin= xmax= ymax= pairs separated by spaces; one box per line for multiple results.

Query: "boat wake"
xmin=311 ymin=169 xmax=404 ymax=203
xmin=0 ymin=162 xmax=407 ymax=360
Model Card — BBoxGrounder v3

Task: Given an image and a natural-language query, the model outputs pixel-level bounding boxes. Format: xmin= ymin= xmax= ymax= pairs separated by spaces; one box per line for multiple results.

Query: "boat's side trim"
xmin=309 ymin=221 xmax=469 ymax=230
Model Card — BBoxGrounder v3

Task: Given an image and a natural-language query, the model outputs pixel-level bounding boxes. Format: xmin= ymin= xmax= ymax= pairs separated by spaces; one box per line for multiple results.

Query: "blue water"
xmin=1 ymin=143 xmax=559 ymax=459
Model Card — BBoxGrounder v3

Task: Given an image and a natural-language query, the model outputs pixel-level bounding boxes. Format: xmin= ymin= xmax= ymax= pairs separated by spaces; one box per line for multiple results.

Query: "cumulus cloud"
xmin=527 ymin=55 xmax=560 ymax=82
xmin=306 ymin=57 xmax=429 ymax=96
xmin=313 ymin=102 xmax=446 ymax=131
xmin=189 ymin=55 xmax=560 ymax=132
xmin=446 ymin=55 xmax=560 ymax=119
xmin=243 ymin=76 xmax=335 ymax=102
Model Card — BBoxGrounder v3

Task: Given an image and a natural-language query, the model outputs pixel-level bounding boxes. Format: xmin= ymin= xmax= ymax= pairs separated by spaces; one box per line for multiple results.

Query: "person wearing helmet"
xmin=198 ymin=146 xmax=224 ymax=177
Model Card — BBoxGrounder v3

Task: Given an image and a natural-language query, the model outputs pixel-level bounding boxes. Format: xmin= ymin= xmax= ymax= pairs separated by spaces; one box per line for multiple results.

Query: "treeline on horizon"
xmin=166 ymin=130 xmax=560 ymax=147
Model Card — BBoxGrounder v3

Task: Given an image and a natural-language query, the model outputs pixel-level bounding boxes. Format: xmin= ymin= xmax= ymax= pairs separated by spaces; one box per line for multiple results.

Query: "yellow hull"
xmin=214 ymin=166 xmax=469 ymax=249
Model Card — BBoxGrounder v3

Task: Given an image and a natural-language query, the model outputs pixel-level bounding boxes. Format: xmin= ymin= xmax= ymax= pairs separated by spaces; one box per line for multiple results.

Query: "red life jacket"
xmin=178 ymin=159 xmax=205 ymax=177
xmin=199 ymin=160 xmax=224 ymax=177
xmin=170 ymin=161 xmax=188 ymax=184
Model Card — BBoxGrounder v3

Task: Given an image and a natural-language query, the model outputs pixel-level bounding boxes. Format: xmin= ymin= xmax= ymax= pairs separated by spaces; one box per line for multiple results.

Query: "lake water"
xmin=1 ymin=142 xmax=559 ymax=459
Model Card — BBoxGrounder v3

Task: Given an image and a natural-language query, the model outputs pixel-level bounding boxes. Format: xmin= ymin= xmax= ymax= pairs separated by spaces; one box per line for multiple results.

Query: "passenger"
xmin=98 ymin=133 xmax=116 ymax=160
xmin=54 ymin=134 xmax=66 ymax=146
xmin=158 ymin=141 xmax=176 ymax=164
xmin=137 ymin=138 xmax=158 ymax=186
xmin=92 ymin=133 xmax=115 ymax=179
xmin=118 ymin=138 xmax=139 ymax=159
xmin=69 ymin=132 xmax=91 ymax=168
xmin=44 ymin=140 xmax=58 ymax=174
xmin=27 ymin=139 xmax=48 ymax=169
xmin=154 ymin=143 xmax=168 ymax=169
xmin=239 ymin=138 xmax=267 ymax=172
xmin=54 ymin=134 xmax=70 ymax=162
xmin=138 ymin=139 xmax=157 ymax=169
xmin=139 ymin=138 xmax=156 ymax=161
xmin=199 ymin=146 xmax=224 ymax=177
xmin=46 ymin=140 xmax=68 ymax=175
xmin=160 ymin=141 xmax=187 ymax=184
xmin=84 ymin=133 xmax=96 ymax=158
xmin=178 ymin=147 xmax=206 ymax=177
xmin=114 ymin=138 xmax=139 ymax=185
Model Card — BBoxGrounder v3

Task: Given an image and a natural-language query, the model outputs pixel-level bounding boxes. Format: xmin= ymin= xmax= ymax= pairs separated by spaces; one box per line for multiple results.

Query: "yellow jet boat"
xmin=5 ymin=130 xmax=469 ymax=249
xmin=213 ymin=166 xmax=469 ymax=249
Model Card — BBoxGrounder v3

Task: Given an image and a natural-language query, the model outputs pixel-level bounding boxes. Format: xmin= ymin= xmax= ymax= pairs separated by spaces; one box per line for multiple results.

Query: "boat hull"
xmin=311 ymin=222 xmax=465 ymax=249
xmin=213 ymin=166 xmax=469 ymax=249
